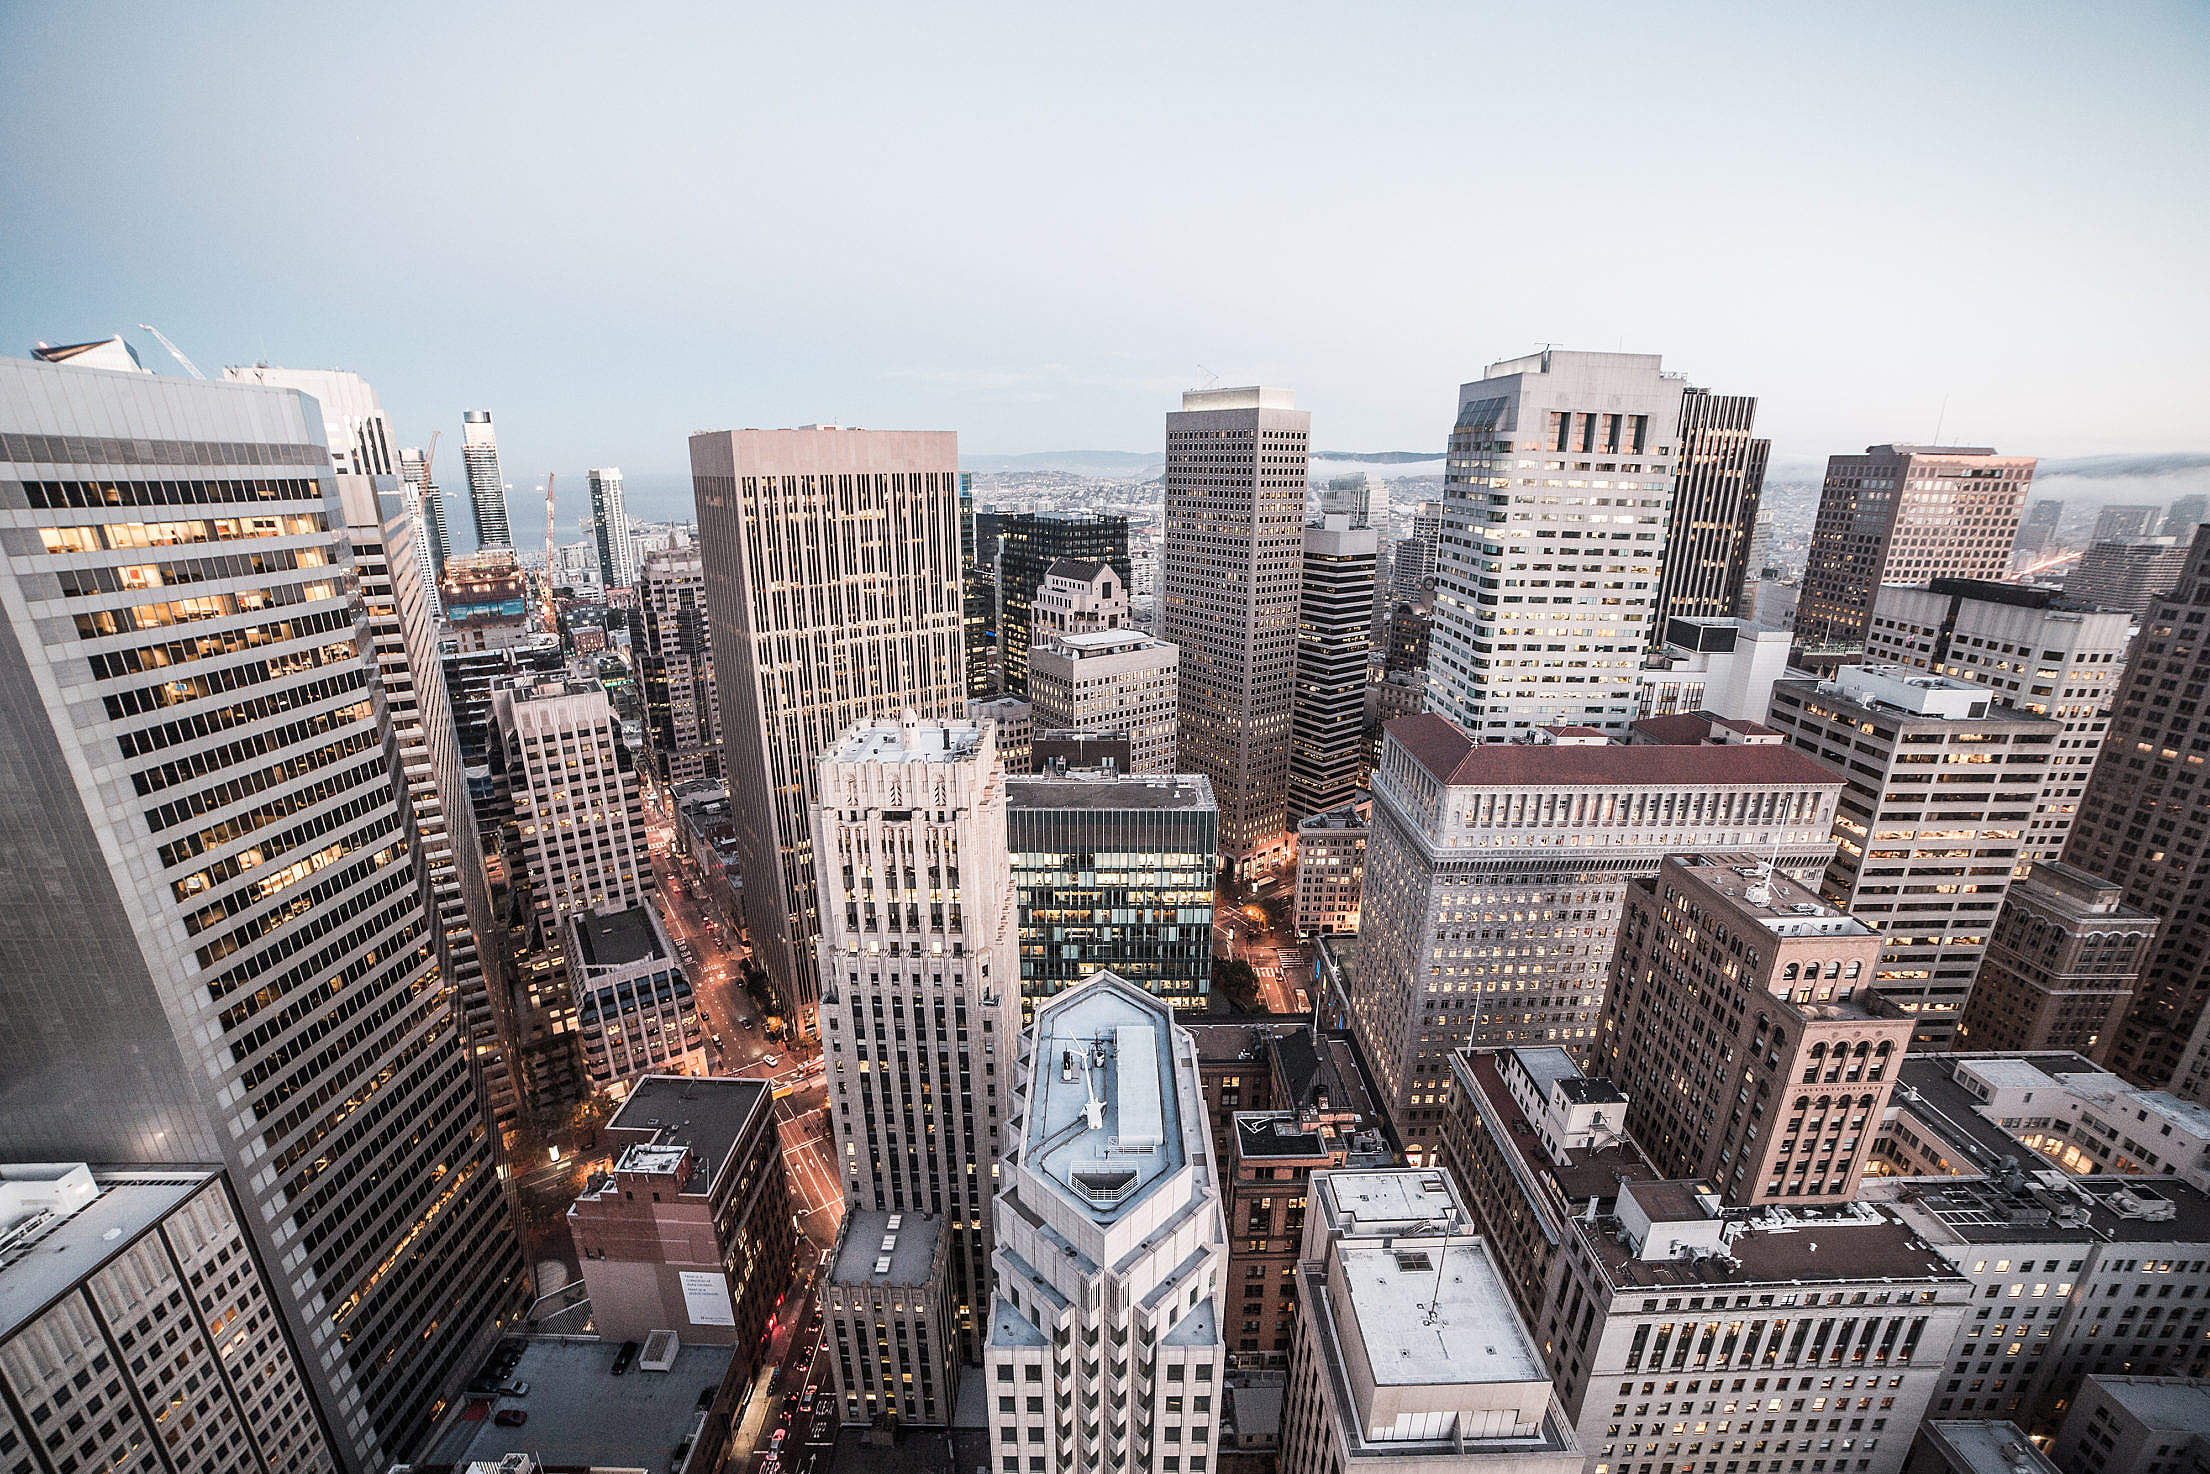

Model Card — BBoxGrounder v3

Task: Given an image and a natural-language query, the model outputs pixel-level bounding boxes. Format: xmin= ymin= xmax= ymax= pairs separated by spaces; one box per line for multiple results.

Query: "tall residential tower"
xmin=461 ymin=407 xmax=511 ymax=549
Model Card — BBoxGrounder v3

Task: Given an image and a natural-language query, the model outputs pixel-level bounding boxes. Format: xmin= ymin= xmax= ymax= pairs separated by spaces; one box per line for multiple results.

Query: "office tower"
xmin=1293 ymin=803 xmax=1367 ymax=936
xmin=984 ymin=971 xmax=1228 ymax=1474
xmin=2093 ymin=504 xmax=2165 ymax=543
xmin=1442 ymin=1044 xmax=1975 ymax=1474
xmin=963 ymin=472 xmax=997 ymax=697
xmin=2013 ymin=498 xmax=2068 ymax=566
xmin=563 ymin=903 xmax=705 ymax=1088
xmin=398 ymin=443 xmax=450 ymax=601
xmin=1007 ymin=771 xmax=1218 ymax=1011
xmin=970 ymin=693 xmax=1035 ymax=773
xmin=1428 ymin=350 xmax=1682 ymax=736
xmin=1653 ymin=385 xmax=1772 ymax=628
xmin=1635 ymin=616 xmax=1793 ymax=721
xmin=1955 ymin=862 xmax=2159 ymax=1057
xmin=0 ymin=355 xmax=524 ymax=1470
xmin=1601 ymin=855 xmax=1911 ymax=1205
xmin=1869 ymin=1053 xmax=2210 ymax=1433
xmin=1767 ymin=666 xmax=2060 ymax=1047
xmin=1744 ymin=505 xmax=1775 ymax=580
xmin=586 ymin=465 xmax=638 ymax=589
xmin=992 ymin=511 xmax=1133 ymax=695
xmin=1868 ymin=580 xmax=2130 ymax=863
xmin=636 ymin=544 xmax=723 ymax=785
xmin=2066 ymin=536 xmax=2193 ymax=617
xmin=567 ymin=1076 xmax=794 ymax=1361
xmin=495 ymin=680 xmax=651 ymax=931
xmin=1276 ymin=1170 xmax=1583 ymax=1474
xmin=1163 ymin=386 xmax=1308 ymax=875
xmin=824 ymin=1207 xmax=958 ymax=1428
xmin=1027 ymin=627 xmax=1180 ymax=771
xmin=462 ymin=408 xmax=511 ymax=549
xmin=693 ymin=424 xmax=964 ymax=1029
xmin=0 ymin=1164 xmax=332 ymax=1473
xmin=2164 ymin=494 xmax=2209 ymax=536
xmin=2026 ymin=499 xmax=2065 ymax=532
xmin=221 ymin=363 xmax=396 ymax=477
xmin=1388 ymin=500 xmax=1443 ymax=603
xmin=1289 ymin=512 xmax=1378 ymax=823
xmin=440 ymin=547 xmax=534 ymax=650
xmin=814 ymin=714 xmax=1019 ymax=1357
xmin=1320 ymin=470 xmax=1386 ymax=526
xmin=1350 ymin=714 xmax=1842 ymax=1163
xmin=2064 ymin=527 xmax=2210 ymax=1089
xmin=1032 ymin=557 xmax=1130 ymax=643
xmin=2054 ymin=1379 xmax=2210 ymax=1474
xmin=1383 ymin=587 xmax=1434 ymax=673
xmin=1795 ymin=444 xmax=2037 ymax=666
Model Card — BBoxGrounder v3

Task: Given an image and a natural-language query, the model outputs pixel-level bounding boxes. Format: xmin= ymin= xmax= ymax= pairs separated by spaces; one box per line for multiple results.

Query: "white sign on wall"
xmin=679 ymin=1270 xmax=734 ymax=1328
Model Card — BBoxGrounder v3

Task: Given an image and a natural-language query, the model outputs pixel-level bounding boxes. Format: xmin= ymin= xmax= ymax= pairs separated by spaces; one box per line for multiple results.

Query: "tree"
xmin=1213 ymin=957 xmax=1264 ymax=1013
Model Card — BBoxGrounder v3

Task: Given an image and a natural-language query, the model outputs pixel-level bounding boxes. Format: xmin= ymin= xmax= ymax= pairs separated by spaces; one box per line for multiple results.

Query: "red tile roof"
xmin=1386 ymin=712 xmax=1839 ymax=788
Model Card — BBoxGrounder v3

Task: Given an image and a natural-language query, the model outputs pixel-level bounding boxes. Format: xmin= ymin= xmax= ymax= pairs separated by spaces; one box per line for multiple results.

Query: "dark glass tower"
xmin=1651 ymin=386 xmax=1771 ymax=629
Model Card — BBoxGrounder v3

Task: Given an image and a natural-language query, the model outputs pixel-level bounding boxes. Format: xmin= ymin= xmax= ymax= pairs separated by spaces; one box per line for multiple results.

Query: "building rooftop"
xmin=1317 ymin=1169 xmax=1467 ymax=1235
xmin=1588 ymin=1198 xmax=1959 ymax=1290
xmin=1666 ymin=854 xmax=1879 ymax=940
xmin=829 ymin=1209 xmax=943 ymax=1288
xmin=420 ymin=1338 xmax=733 ymax=1467
xmin=0 ymin=1166 xmax=213 ymax=1342
xmin=2076 ymin=1377 xmax=2210 ymax=1434
xmin=599 ymin=1076 xmax=771 ymax=1199
xmin=1919 ymin=1421 xmax=2062 ymax=1474
xmin=1045 ymin=557 xmax=1111 ymax=581
xmin=1005 ymin=772 xmax=1216 ymax=813
xmin=1021 ymin=975 xmax=1185 ymax=1221
xmin=1629 ymin=713 xmax=1785 ymax=746
xmin=568 ymin=903 xmax=668 ymax=970
xmin=1510 ymin=1046 xmax=1628 ymax=1107
xmin=1235 ymin=1113 xmax=1333 ymax=1162
xmin=826 ymin=712 xmax=989 ymax=765
xmin=1333 ymin=1239 xmax=1545 ymax=1387
xmin=1460 ymin=1049 xmax=1662 ymax=1204
xmin=1296 ymin=802 xmax=1369 ymax=834
xmin=1388 ymin=713 xmax=1839 ymax=790
xmin=1922 ymin=576 xmax=2102 ymax=614
xmin=1051 ymin=628 xmax=1169 ymax=655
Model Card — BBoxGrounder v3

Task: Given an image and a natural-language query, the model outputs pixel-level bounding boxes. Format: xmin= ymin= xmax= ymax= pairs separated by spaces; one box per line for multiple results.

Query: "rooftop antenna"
xmin=1932 ymin=394 xmax=1950 ymax=447
xmin=1745 ymin=827 xmax=1787 ymax=907
xmin=1195 ymin=364 xmax=1221 ymax=391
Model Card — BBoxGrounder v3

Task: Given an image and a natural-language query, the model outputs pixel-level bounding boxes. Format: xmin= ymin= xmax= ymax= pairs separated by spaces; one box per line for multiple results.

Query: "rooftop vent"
xmin=1393 ymin=1250 xmax=1435 ymax=1273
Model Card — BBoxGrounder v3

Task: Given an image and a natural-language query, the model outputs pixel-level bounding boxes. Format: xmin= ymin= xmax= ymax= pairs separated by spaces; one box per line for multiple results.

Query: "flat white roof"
xmin=1322 ymin=1169 xmax=1463 ymax=1233
xmin=1025 ymin=978 xmax=1184 ymax=1221
xmin=1338 ymin=1240 xmax=1545 ymax=1386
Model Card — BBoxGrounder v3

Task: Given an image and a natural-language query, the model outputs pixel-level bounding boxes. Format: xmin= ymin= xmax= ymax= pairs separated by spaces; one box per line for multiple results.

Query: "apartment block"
xmin=1295 ymin=803 xmax=1369 ymax=937
xmin=0 ymin=1164 xmax=332 ymax=1473
xmin=815 ymin=714 xmax=1019 ymax=1359
xmin=1427 ymin=350 xmax=1681 ymax=736
xmin=1653 ymin=386 xmax=1772 ymax=628
xmin=1163 ymin=386 xmax=1308 ymax=874
xmin=1007 ymin=771 xmax=1218 ymax=1012
xmin=984 ymin=972 xmax=1229 ymax=1474
xmin=824 ymin=1208 xmax=958 ymax=1428
xmin=1957 ymin=864 xmax=2159 ymax=1057
xmin=635 ymin=544 xmax=723 ymax=785
xmin=1349 ymin=714 xmax=1842 ymax=1164
xmin=563 ymin=902 xmax=705 ymax=1089
xmin=1601 ymin=855 xmax=1912 ymax=1206
xmin=1291 ymin=513 xmax=1379 ymax=822
xmin=1767 ymin=666 xmax=2061 ymax=1047
xmin=1029 ymin=627 xmax=1180 ymax=773
xmin=1390 ymin=501 xmax=1443 ymax=604
xmin=693 ymin=425 xmax=965 ymax=1030
xmin=1795 ymin=446 xmax=2036 ymax=668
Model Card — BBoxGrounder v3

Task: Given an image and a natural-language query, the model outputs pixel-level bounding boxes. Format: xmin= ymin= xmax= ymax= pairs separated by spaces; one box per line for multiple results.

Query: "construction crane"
xmin=541 ymin=473 xmax=559 ymax=630
xmin=422 ymin=428 xmax=441 ymax=482
xmin=137 ymin=323 xmax=206 ymax=379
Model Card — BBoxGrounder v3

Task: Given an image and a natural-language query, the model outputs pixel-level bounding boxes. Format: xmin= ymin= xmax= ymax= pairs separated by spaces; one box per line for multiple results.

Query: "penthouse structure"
xmin=1350 ymin=714 xmax=1843 ymax=1164
xmin=1032 ymin=556 xmax=1131 ymax=644
xmin=1277 ymin=1169 xmax=1581 ymax=1474
xmin=1957 ymin=863 xmax=2160 ymax=1057
xmin=1635 ymin=616 xmax=1794 ymax=724
xmin=1867 ymin=579 xmax=2130 ymax=864
xmin=1028 ymin=627 xmax=1180 ymax=773
xmin=815 ymin=714 xmax=1020 ymax=1359
xmin=984 ymin=972 xmax=1228 ymax=1474
xmin=1601 ymin=855 xmax=1913 ymax=1206
xmin=983 ymin=511 xmax=1133 ymax=695
xmin=1767 ymin=666 xmax=2060 ymax=1048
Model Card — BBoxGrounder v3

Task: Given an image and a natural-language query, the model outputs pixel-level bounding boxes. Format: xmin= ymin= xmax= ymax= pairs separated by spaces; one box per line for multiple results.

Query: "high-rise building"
xmin=2065 ymin=536 xmax=2193 ymax=618
xmin=440 ymin=547 xmax=534 ymax=650
xmin=1032 ymin=557 xmax=1130 ymax=643
xmin=1293 ymin=802 xmax=1368 ymax=936
xmin=693 ymin=425 xmax=965 ymax=1029
xmin=1290 ymin=512 xmax=1378 ymax=823
xmin=1427 ymin=350 xmax=1682 ymax=736
xmin=814 ymin=714 xmax=1019 ymax=1358
xmin=0 ymin=1164 xmax=334 ymax=1473
xmin=2063 ymin=527 xmax=2210 ymax=1089
xmin=2053 ymin=1378 xmax=2210 ymax=1474
xmin=1388 ymin=500 xmax=1443 ymax=604
xmin=1027 ymin=627 xmax=1180 ymax=772
xmin=1795 ymin=444 xmax=2036 ymax=667
xmin=1767 ymin=665 xmax=2060 ymax=1047
xmin=1955 ymin=861 xmax=2159 ymax=1057
xmin=1601 ymin=854 xmax=1911 ymax=1206
xmin=970 ymin=693 xmax=1035 ymax=773
xmin=1867 ymin=580 xmax=2130 ymax=863
xmin=990 ymin=511 xmax=1133 ymax=694
xmin=962 ymin=471 xmax=996 ymax=697
xmin=984 ymin=971 xmax=1228 ymax=1474
xmin=221 ymin=363 xmax=396 ymax=477
xmin=2092 ymin=504 xmax=2165 ymax=543
xmin=0 ymin=354 xmax=524 ymax=1470
xmin=462 ymin=408 xmax=511 ymax=549
xmin=587 ymin=465 xmax=638 ymax=589
xmin=1275 ymin=1169 xmax=1583 ymax=1474
xmin=1653 ymin=386 xmax=1772 ymax=628
xmin=494 ymin=679 xmax=651 ymax=932
xmin=1349 ymin=714 xmax=1843 ymax=1164
xmin=823 ymin=1207 xmax=958 ymax=1429
xmin=1320 ymin=471 xmax=1386 ymax=526
xmin=2164 ymin=494 xmax=2209 ymax=536
xmin=398 ymin=443 xmax=450 ymax=604
xmin=562 ymin=902 xmax=706 ymax=1088
xmin=636 ymin=544 xmax=723 ymax=785
xmin=1007 ymin=771 xmax=1218 ymax=1012
xmin=1163 ymin=386 xmax=1308 ymax=875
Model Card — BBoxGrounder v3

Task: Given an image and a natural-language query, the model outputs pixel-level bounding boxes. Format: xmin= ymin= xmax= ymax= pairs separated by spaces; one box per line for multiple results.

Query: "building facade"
xmin=494 ymin=679 xmax=652 ymax=932
xmin=2067 ymin=537 xmax=2194 ymax=619
xmin=1652 ymin=386 xmax=1771 ymax=628
xmin=563 ymin=902 xmax=705 ymax=1089
xmin=635 ymin=544 xmax=723 ymax=786
xmin=1426 ymin=350 xmax=1681 ymax=736
xmin=461 ymin=408 xmax=510 ymax=550
xmin=1956 ymin=863 xmax=2160 ymax=1057
xmin=1033 ymin=557 xmax=1130 ymax=643
xmin=1163 ymin=386 xmax=1308 ymax=874
xmin=823 ymin=1208 xmax=959 ymax=1429
xmin=397 ymin=442 xmax=449 ymax=602
xmin=1294 ymin=803 xmax=1369 ymax=937
xmin=693 ymin=425 xmax=965 ymax=1030
xmin=586 ymin=465 xmax=637 ymax=589
xmin=1028 ymin=627 xmax=1180 ymax=773
xmin=987 ymin=511 xmax=1134 ymax=695
xmin=1291 ymin=513 xmax=1378 ymax=823
xmin=984 ymin=972 xmax=1229 ymax=1474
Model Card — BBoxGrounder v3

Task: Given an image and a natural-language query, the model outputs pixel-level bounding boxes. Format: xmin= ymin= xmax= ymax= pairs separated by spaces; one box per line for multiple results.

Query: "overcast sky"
xmin=4 ymin=2 xmax=2205 ymax=481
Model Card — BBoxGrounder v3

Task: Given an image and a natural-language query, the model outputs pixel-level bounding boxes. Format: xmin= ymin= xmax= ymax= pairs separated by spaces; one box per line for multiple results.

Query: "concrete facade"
xmin=1028 ymin=627 xmax=1180 ymax=773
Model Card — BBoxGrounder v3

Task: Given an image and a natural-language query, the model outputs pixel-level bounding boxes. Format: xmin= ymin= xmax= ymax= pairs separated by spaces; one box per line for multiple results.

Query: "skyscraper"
xmin=495 ymin=679 xmax=652 ymax=932
xmin=462 ymin=408 xmax=511 ymax=549
xmin=814 ymin=713 xmax=1018 ymax=1357
xmin=961 ymin=471 xmax=996 ymax=697
xmin=1162 ymin=386 xmax=1307 ymax=875
xmin=1289 ymin=511 xmax=1377 ymax=822
xmin=221 ymin=363 xmax=396 ymax=477
xmin=2064 ymin=526 xmax=2210 ymax=1089
xmin=1955 ymin=861 xmax=2159 ymax=1057
xmin=2066 ymin=535 xmax=2193 ymax=617
xmin=1027 ymin=627 xmax=1180 ymax=772
xmin=636 ymin=543 xmax=723 ymax=785
xmin=2092 ymin=503 xmax=2165 ymax=542
xmin=1387 ymin=499 xmax=1442 ymax=603
xmin=1426 ymin=350 xmax=1681 ymax=736
xmin=989 ymin=510 xmax=1132 ymax=694
xmin=2164 ymin=494 xmax=2209 ymax=536
xmin=1652 ymin=385 xmax=1771 ymax=627
xmin=1319 ymin=470 xmax=1386 ymax=526
xmin=0 ymin=354 xmax=524 ymax=1470
xmin=398 ymin=442 xmax=450 ymax=604
xmin=1794 ymin=444 xmax=2036 ymax=667
xmin=587 ymin=464 xmax=637 ymax=589
xmin=693 ymin=425 xmax=964 ymax=1029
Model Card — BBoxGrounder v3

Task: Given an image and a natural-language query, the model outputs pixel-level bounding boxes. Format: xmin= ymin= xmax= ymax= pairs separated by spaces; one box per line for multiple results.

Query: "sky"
xmin=4 ymin=1 xmax=2207 ymax=506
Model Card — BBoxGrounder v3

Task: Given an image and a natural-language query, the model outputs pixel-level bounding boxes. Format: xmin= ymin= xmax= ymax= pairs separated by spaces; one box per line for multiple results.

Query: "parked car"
xmin=494 ymin=1409 xmax=528 ymax=1427
xmin=762 ymin=1054 xmax=781 ymax=1067
xmin=499 ymin=1381 xmax=528 ymax=1397
xmin=611 ymin=1340 xmax=640 ymax=1376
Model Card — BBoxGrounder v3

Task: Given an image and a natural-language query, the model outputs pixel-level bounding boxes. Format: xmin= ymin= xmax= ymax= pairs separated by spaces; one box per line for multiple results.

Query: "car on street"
xmin=494 ymin=1409 xmax=528 ymax=1427
xmin=762 ymin=1054 xmax=781 ymax=1067
xmin=711 ymin=1033 xmax=723 ymax=1048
